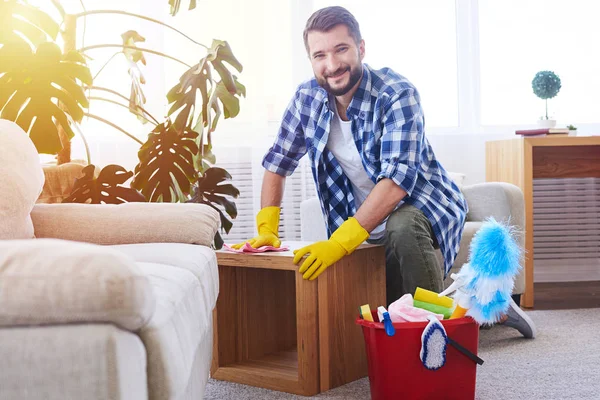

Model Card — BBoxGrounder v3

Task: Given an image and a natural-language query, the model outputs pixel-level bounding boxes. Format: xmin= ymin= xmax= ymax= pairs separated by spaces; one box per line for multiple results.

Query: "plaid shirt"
xmin=262 ymin=64 xmax=467 ymax=275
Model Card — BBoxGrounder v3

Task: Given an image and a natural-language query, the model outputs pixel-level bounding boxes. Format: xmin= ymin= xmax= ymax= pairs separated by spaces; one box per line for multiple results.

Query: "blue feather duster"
xmin=449 ymin=218 xmax=522 ymax=324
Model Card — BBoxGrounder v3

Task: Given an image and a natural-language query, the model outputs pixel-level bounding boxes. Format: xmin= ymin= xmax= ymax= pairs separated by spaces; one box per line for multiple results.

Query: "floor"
xmin=532 ymin=281 xmax=600 ymax=309
xmin=206 ymin=297 xmax=600 ymax=399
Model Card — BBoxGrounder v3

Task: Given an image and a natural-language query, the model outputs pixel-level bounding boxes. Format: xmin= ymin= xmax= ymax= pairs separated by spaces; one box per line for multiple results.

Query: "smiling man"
xmin=235 ymin=5 xmax=467 ymax=304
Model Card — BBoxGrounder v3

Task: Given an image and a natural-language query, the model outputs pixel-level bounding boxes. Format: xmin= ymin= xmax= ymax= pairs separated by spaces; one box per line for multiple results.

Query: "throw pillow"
xmin=0 ymin=120 xmax=45 ymax=239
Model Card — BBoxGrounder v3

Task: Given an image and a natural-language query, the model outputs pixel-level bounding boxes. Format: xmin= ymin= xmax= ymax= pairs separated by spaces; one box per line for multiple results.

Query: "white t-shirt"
xmin=326 ymin=100 xmax=387 ymax=240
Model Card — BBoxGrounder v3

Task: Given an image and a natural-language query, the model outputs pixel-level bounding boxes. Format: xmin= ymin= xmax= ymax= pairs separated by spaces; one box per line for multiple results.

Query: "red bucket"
xmin=356 ymin=312 xmax=479 ymax=400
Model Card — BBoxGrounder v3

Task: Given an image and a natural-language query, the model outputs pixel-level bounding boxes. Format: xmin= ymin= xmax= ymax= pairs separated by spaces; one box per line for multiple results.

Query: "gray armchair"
xmin=300 ymin=182 xmax=526 ymax=296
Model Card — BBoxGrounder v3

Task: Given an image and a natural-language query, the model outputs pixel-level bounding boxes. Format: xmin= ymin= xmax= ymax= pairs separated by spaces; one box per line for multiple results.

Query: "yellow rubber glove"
xmin=231 ymin=206 xmax=281 ymax=249
xmin=293 ymin=217 xmax=369 ymax=280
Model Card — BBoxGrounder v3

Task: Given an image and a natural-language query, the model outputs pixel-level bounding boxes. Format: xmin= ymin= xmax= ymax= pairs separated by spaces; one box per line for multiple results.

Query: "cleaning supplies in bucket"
xmin=388 ymin=293 xmax=445 ymax=322
xmin=356 ymin=314 xmax=480 ymax=400
xmin=377 ymin=306 xmax=396 ymax=337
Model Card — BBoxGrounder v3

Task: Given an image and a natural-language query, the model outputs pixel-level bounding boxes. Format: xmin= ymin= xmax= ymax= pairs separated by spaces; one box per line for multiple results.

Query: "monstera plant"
xmin=0 ymin=0 xmax=243 ymax=247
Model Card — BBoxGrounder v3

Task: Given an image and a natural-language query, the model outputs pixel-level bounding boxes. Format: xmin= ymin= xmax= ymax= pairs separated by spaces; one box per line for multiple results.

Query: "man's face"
xmin=306 ymin=24 xmax=365 ymax=97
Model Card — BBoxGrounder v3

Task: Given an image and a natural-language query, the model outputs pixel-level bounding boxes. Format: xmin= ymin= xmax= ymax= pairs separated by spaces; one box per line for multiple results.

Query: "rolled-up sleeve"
xmin=262 ymin=91 xmax=307 ymax=177
xmin=377 ymin=88 xmax=424 ymax=196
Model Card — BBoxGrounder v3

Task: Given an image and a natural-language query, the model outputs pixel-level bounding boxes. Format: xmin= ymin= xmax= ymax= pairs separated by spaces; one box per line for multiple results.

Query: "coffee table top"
xmin=216 ymin=241 xmax=380 ymax=271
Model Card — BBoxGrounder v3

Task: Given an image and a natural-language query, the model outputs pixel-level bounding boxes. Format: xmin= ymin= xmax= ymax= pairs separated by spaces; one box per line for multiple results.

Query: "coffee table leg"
xmin=295 ymin=271 xmax=320 ymax=395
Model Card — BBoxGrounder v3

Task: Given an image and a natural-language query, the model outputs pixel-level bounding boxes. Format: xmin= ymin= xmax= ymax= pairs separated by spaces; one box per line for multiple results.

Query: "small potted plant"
xmin=566 ymin=124 xmax=578 ymax=136
xmin=532 ymin=70 xmax=562 ymax=128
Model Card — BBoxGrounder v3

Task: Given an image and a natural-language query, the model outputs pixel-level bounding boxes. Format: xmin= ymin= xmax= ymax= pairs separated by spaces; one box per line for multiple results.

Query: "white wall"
xmin=426 ymin=133 xmax=509 ymax=185
xmin=428 ymin=125 xmax=598 ymax=186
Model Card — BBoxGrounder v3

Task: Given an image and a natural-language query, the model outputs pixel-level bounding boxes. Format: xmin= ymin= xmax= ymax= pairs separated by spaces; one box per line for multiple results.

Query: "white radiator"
xmin=216 ymin=147 xmax=316 ymax=244
xmin=533 ymin=177 xmax=600 ymax=282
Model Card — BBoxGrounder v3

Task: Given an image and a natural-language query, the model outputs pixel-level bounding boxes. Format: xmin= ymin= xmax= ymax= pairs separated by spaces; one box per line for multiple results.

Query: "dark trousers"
xmin=368 ymin=204 xmax=443 ymax=307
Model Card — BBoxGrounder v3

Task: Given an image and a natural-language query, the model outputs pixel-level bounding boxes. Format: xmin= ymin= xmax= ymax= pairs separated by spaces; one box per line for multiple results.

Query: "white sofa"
xmin=300 ymin=180 xmax=526 ymax=296
xmin=0 ymin=120 xmax=220 ymax=400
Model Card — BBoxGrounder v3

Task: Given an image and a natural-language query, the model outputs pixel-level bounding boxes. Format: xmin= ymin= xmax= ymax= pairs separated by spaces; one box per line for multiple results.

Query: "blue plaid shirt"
xmin=262 ymin=64 xmax=467 ymax=275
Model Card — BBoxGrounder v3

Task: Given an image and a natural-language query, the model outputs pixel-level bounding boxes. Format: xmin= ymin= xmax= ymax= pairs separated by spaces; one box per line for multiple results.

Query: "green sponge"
xmin=413 ymin=299 xmax=454 ymax=319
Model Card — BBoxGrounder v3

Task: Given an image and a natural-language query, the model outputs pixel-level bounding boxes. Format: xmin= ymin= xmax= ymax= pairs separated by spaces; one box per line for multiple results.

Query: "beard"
xmin=317 ymin=63 xmax=363 ymax=96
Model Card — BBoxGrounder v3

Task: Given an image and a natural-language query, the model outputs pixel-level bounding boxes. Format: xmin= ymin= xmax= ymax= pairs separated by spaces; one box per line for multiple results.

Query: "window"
xmin=479 ymin=0 xmax=600 ymax=125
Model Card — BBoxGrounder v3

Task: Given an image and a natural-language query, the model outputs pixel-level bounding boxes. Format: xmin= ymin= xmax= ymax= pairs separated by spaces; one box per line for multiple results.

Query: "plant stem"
xmin=87 ymin=86 xmax=159 ymax=124
xmin=57 ymin=14 xmax=78 ymax=165
xmin=84 ymin=113 xmax=144 ymax=145
xmin=78 ymin=44 xmax=191 ymax=68
xmin=72 ymin=10 xmax=208 ymax=49
xmin=67 ymin=115 xmax=92 ymax=165
xmin=88 ymin=96 xmax=160 ymax=125
xmin=545 ymin=99 xmax=548 ymax=119
xmin=50 ymin=0 xmax=66 ymax=17
xmin=79 ymin=0 xmax=87 ymax=49
xmin=87 ymin=85 xmax=129 ymax=102
xmin=92 ymin=51 xmax=121 ymax=80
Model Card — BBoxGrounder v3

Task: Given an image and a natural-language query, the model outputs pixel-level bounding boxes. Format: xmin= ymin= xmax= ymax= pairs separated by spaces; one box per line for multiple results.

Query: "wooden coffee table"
xmin=211 ymin=241 xmax=386 ymax=396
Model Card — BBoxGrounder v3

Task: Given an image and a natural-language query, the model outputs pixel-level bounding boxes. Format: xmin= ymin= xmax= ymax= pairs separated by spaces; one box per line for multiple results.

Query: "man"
xmin=234 ymin=6 xmax=535 ymax=338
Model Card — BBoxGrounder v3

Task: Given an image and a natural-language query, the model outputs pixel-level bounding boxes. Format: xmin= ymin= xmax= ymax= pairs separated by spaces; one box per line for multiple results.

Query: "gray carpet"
xmin=205 ymin=308 xmax=600 ymax=399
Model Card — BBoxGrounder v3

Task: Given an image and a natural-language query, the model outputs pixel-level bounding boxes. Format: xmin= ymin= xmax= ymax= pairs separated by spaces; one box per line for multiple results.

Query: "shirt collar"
xmin=346 ymin=64 xmax=372 ymax=119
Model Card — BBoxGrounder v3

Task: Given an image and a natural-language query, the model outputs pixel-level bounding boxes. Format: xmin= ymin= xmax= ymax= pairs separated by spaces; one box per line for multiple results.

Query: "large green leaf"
xmin=206 ymin=40 xmax=243 ymax=94
xmin=63 ymin=164 xmax=146 ymax=204
xmin=166 ymin=40 xmax=243 ymax=134
xmin=131 ymin=120 xmax=200 ymax=202
xmin=206 ymin=76 xmax=246 ymax=133
xmin=121 ymin=30 xmax=147 ymax=122
xmin=0 ymin=42 xmax=92 ymax=154
xmin=188 ymin=167 xmax=240 ymax=249
xmin=0 ymin=0 xmax=59 ymax=48
xmin=168 ymin=0 xmax=197 ymax=16
xmin=167 ymin=57 xmax=211 ymax=132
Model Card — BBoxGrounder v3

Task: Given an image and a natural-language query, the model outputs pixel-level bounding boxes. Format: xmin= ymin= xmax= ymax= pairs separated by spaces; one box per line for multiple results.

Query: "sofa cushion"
xmin=111 ymin=243 xmax=218 ymax=286
xmin=0 ymin=239 xmax=155 ymax=331
xmin=132 ymin=247 xmax=218 ymax=400
xmin=31 ymin=203 xmax=219 ymax=247
xmin=0 ymin=119 xmax=45 ymax=239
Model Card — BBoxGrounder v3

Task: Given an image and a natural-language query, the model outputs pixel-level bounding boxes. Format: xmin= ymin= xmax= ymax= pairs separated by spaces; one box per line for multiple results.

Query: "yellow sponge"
xmin=414 ymin=287 xmax=454 ymax=309
xmin=360 ymin=304 xmax=374 ymax=322
xmin=450 ymin=304 xmax=468 ymax=319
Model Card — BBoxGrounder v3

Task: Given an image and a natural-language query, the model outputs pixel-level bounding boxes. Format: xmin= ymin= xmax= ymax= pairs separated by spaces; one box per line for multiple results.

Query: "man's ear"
xmin=359 ymin=40 xmax=365 ymax=61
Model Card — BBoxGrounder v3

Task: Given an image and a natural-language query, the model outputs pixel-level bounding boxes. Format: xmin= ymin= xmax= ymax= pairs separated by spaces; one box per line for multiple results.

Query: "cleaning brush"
xmin=420 ymin=316 xmax=484 ymax=370
xmin=420 ymin=316 xmax=448 ymax=370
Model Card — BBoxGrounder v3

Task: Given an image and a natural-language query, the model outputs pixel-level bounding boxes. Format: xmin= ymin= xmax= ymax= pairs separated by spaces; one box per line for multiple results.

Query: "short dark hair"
xmin=303 ymin=6 xmax=362 ymax=54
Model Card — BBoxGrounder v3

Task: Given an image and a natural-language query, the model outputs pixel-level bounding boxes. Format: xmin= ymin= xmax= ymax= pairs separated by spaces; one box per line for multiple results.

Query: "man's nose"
xmin=326 ymin=55 xmax=340 ymax=74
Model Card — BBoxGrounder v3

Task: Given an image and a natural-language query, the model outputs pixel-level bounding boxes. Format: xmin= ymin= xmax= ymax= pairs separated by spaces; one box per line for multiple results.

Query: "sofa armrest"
xmin=0 ymin=239 xmax=154 ymax=330
xmin=31 ymin=202 xmax=219 ymax=247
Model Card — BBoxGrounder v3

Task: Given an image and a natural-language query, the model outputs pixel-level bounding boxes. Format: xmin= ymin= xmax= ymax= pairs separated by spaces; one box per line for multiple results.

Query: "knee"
xmin=385 ymin=209 xmax=432 ymax=247
xmin=386 ymin=221 xmax=417 ymax=245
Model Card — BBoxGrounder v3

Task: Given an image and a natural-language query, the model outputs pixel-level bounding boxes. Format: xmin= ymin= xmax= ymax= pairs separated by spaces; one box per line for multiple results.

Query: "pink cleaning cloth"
xmin=223 ymin=243 xmax=290 ymax=253
xmin=388 ymin=293 xmax=444 ymax=323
